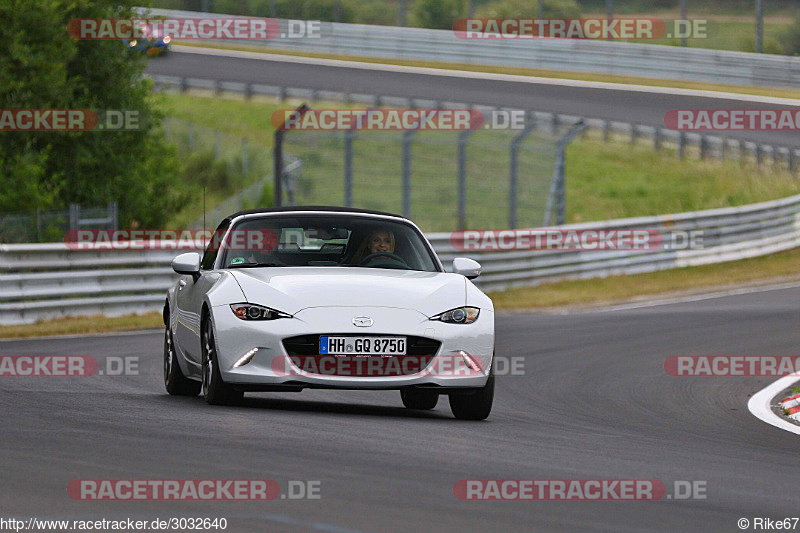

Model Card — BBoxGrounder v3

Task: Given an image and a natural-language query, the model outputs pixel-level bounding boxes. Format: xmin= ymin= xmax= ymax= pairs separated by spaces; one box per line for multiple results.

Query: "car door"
xmin=175 ymin=220 xmax=230 ymax=364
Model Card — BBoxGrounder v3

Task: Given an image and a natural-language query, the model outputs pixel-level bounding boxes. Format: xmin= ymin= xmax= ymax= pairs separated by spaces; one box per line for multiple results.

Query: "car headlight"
xmin=430 ymin=307 xmax=479 ymax=324
xmin=230 ymin=303 xmax=292 ymax=321
xmin=162 ymin=36 xmax=171 ymax=44
xmin=129 ymin=40 xmax=137 ymax=47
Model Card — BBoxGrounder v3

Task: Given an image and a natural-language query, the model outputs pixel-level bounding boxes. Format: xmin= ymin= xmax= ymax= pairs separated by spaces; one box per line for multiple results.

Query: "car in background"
xmin=162 ymin=206 xmax=496 ymax=420
xmin=123 ymin=27 xmax=170 ymax=57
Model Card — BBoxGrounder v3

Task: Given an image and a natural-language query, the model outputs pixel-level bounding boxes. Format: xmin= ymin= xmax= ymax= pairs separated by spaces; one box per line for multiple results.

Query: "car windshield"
xmin=218 ymin=214 xmax=439 ymax=272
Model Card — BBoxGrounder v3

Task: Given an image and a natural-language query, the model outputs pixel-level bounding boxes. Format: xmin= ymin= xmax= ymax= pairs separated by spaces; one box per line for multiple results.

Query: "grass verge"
xmin=0 ymin=312 xmax=163 ymax=340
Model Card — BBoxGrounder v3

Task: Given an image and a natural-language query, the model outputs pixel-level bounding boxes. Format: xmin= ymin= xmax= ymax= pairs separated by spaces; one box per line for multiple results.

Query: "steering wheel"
xmin=358 ymin=252 xmax=409 ymax=268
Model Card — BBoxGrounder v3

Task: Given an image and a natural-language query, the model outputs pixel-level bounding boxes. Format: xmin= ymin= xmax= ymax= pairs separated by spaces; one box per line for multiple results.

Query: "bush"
xmin=181 ymin=151 xmax=239 ymax=193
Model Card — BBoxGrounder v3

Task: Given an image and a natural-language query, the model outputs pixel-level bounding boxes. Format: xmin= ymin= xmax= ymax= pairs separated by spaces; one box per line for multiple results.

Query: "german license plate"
xmin=320 ymin=336 xmax=407 ymax=355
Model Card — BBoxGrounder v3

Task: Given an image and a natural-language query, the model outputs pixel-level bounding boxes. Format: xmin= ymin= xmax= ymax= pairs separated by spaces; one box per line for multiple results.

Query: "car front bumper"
xmin=212 ymin=305 xmax=494 ymax=390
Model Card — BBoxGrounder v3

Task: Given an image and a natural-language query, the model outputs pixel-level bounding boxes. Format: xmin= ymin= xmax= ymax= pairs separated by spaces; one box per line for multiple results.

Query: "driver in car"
xmin=353 ymin=229 xmax=397 ymax=265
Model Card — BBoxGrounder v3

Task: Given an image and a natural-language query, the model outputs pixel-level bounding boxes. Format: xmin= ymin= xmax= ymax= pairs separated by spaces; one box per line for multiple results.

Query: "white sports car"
xmin=163 ymin=207 xmax=495 ymax=420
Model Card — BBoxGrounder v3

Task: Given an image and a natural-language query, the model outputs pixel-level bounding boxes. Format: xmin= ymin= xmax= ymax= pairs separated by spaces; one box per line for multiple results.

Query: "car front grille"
xmin=281 ymin=335 xmax=441 ymax=377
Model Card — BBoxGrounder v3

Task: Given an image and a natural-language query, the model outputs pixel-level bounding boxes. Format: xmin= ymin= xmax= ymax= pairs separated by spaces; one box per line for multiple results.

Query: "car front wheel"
xmin=202 ymin=316 xmax=244 ymax=406
xmin=449 ymin=362 xmax=494 ymax=421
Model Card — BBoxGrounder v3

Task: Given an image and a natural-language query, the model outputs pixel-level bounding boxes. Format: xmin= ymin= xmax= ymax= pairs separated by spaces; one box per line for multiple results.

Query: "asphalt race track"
xmin=2 ymin=287 xmax=800 ymax=532
xmin=146 ymin=48 xmax=800 ymax=149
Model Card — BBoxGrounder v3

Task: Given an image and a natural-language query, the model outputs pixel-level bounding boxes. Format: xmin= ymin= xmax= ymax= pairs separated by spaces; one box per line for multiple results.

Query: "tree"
xmin=0 ymin=0 xmax=181 ymax=227
xmin=411 ymin=0 xmax=466 ymax=30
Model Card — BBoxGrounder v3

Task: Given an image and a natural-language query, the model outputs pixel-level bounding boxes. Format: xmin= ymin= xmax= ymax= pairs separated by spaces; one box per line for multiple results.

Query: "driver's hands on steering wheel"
xmin=358 ymin=252 xmax=409 ymax=268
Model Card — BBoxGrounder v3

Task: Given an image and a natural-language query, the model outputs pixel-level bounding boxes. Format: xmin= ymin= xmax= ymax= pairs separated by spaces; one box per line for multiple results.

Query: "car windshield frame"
xmin=215 ymin=212 xmax=443 ymax=273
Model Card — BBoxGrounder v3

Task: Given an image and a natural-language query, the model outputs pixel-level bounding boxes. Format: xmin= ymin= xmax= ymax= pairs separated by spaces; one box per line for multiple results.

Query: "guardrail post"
xmin=402 ymin=130 xmax=416 ymax=218
xmin=721 ymin=137 xmax=727 ymax=160
xmin=279 ymin=86 xmax=286 ymax=103
xmin=756 ymin=144 xmax=763 ymax=166
xmin=700 ymin=135 xmax=707 ymax=160
xmin=180 ymin=77 xmax=188 ymax=93
xmin=551 ymin=113 xmax=559 ymax=135
xmin=772 ymin=145 xmax=779 ymax=167
xmin=108 ymin=202 xmax=118 ymax=229
xmin=457 ymin=128 xmax=476 ymax=230
xmin=630 ymin=124 xmax=637 ymax=145
xmin=678 ymin=132 xmax=686 ymax=160
xmin=344 ymin=129 xmax=355 ymax=207
xmin=69 ymin=204 xmax=80 ymax=231
xmin=603 ymin=120 xmax=610 ymax=142
xmin=244 ymin=83 xmax=252 ymax=100
xmin=509 ymin=123 xmax=536 ymax=229
xmin=214 ymin=80 xmax=222 ymax=96
xmin=653 ymin=128 xmax=661 ymax=151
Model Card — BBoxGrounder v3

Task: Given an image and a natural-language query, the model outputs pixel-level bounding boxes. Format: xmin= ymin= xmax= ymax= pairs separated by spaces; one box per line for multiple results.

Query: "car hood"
xmin=229 ymin=267 xmax=465 ymax=317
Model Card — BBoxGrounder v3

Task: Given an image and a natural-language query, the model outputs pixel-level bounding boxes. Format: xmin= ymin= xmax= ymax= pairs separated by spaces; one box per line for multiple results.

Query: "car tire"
xmin=164 ymin=326 xmax=200 ymax=396
xmin=400 ymin=389 xmax=439 ymax=410
xmin=449 ymin=362 xmax=494 ymax=421
xmin=202 ymin=316 xmax=244 ymax=406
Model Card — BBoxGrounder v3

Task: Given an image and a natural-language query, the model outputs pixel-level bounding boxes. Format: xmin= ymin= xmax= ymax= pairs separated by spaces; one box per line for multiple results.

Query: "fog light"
xmin=233 ymin=348 xmax=258 ymax=368
xmin=455 ymin=350 xmax=482 ymax=372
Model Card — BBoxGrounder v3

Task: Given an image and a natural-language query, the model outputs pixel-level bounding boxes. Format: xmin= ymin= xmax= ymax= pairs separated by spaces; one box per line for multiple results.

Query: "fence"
xmin=273 ymin=115 xmax=573 ymax=232
xmin=3 ymin=193 xmax=800 ymax=324
xmin=145 ymin=8 xmax=800 ymax=89
xmin=0 ymin=203 xmax=118 ymax=244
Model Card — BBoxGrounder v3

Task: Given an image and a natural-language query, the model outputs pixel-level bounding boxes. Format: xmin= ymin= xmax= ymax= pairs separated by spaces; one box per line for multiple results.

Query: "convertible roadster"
xmin=163 ymin=207 xmax=495 ymax=420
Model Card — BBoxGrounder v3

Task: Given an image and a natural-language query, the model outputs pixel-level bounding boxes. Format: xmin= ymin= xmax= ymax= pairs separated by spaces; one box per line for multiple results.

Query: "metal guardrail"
xmin=3 ymin=194 xmax=800 ymax=324
xmin=145 ymin=7 xmax=800 ymax=89
xmin=150 ymin=74 xmax=800 ymax=169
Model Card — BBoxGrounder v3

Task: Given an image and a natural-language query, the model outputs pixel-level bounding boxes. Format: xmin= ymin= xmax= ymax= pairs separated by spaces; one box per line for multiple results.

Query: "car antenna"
xmin=203 ymin=187 xmax=206 ymax=239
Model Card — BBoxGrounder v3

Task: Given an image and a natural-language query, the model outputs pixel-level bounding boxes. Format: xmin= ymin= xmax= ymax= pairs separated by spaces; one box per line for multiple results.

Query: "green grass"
xmin=160 ymin=93 xmax=800 ymax=231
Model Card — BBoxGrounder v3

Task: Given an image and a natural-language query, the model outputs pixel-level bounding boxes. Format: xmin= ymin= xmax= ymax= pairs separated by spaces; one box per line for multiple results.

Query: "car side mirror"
xmin=453 ymin=257 xmax=481 ymax=279
xmin=172 ymin=252 xmax=201 ymax=280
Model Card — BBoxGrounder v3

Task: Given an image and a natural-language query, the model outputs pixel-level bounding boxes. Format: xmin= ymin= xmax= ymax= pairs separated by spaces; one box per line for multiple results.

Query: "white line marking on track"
xmin=748 ymin=375 xmax=800 ymax=436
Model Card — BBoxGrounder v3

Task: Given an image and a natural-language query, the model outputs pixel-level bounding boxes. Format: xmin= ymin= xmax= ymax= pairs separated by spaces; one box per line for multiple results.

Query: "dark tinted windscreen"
xmin=220 ymin=215 xmax=439 ymax=272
